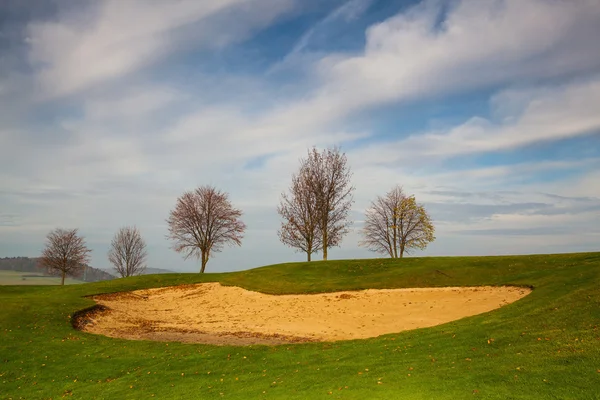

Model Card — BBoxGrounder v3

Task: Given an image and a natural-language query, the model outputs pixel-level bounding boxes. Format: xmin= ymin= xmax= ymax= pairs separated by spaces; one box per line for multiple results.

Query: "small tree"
xmin=39 ymin=228 xmax=92 ymax=285
xmin=301 ymin=147 xmax=354 ymax=260
xmin=167 ymin=185 xmax=246 ymax=273
xmin=360 ymin=186 xmax=435 ymax=258
xmin=278 ymin=166 xmax=322 ymax=261
xmin=108 ymin=226 xmax=147 ymax=278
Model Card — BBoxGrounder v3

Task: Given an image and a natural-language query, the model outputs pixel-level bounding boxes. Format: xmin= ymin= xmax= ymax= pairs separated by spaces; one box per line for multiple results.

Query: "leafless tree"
xmin=39 ymin=228 xmax=92 ymax=285
xmin=301 ymin=147 xmax=354 ymax=260
xmin=360 ymin=186 xmax=435 ymax=258
xmin=278 ymin=166 xmax=322 ymax=261
xmin=108 ymin=226 xmax=147 ymax=278
xmin=167 ymin=185 xmax=246 ymax=273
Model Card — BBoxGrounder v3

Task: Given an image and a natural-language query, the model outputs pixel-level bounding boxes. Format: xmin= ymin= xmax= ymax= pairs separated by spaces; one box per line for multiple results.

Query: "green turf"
xmin=0 ymin=270 xmax=83 ymax=286
xmin=1 ymin=253 xmax=599 ymax=399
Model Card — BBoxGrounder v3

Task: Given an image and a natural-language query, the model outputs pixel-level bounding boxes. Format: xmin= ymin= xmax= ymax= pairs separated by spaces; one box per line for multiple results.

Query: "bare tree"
xmin=302 ymin=147 xmax=354 ymax=260
xmin=277 ymin=166 xmax=322 ymax=261
xmin=167 ymin=185 xmax=246 ymax=273
xmin=108 ymin=226 xmax=147 ymax=278
xmin=360 ymin=186 xmax=435 ymax=258
xmin=39 ymin=228 xmax=92 ymax=285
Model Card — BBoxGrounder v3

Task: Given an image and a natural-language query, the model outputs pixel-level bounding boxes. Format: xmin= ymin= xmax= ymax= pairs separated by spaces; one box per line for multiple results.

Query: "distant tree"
xmin=297 ymin=147 xmax=355 ymax=260
xmin=0 ymin=257 xmax=38 ymax=273
xmin=360 ymin=186 xmax=435 ymax=258
xmin=39 ymin=228 xmax=92 ymax=285
xmin=167 ymin=185 xmax=246 ymax=273
xmin=108 ymin=226 xmax=147 ymax=278
xmin=277 ymin=166 xmax=322 ymax=261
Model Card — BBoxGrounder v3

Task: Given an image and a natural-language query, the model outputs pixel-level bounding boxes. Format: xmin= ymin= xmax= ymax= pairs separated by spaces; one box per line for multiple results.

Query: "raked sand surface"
xmin=80 ymin=283 xmax=531 ymax=345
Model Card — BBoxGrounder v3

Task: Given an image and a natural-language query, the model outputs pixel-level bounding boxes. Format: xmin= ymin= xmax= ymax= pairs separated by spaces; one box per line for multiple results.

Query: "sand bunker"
xmin=78 ymin=283 xmax=530 ymax=345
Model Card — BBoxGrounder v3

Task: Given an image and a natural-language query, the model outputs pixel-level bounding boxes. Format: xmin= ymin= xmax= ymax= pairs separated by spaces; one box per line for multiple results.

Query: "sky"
xmin=1 ymin=0 xmax=599 ymax=273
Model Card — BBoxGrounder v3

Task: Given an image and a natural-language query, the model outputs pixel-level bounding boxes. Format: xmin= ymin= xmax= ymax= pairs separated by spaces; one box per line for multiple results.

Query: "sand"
xmin=78 ymin=283 xmax=531 ymax=345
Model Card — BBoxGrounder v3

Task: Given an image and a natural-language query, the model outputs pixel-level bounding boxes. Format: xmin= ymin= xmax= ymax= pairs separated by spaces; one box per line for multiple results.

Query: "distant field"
xmin=0 ymin=270 xmax=83 ymax=285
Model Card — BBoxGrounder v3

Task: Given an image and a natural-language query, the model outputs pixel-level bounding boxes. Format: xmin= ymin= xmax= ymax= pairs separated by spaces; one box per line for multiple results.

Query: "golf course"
xmin=1 ymin=252 xmax=599 ymax=399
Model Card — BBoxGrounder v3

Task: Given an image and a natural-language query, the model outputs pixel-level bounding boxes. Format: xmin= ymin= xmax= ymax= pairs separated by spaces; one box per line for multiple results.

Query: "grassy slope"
xmin=0 ymin=253 xmax=599 ymax=400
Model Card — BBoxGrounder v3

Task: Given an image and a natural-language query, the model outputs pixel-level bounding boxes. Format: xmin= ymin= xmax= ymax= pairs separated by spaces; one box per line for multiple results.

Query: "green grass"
xmin=1 ymin=253 xmax=599 ymax=399
xmin=0 ymin=270 xmax=82 ymax=286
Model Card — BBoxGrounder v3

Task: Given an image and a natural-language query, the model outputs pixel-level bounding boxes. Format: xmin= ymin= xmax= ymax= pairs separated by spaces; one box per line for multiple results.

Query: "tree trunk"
xmin=400 ymin=245 xmax=405 ymax=258
xmin=61 ymin=271 xmax=65 ymax=286
xmin=392 ymin=227 xmax=398 ymax=259
xmin=322 ymin=230 xmax=328 ymax=260
xmin=200 ymin=251 xmax=208 ymax=273
xmin=307 ymin=252 xmax=311 ymax=262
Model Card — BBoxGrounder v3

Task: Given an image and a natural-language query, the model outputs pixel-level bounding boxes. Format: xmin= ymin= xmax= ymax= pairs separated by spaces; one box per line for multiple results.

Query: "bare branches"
xmin=360 ymin=186 xmax=435 ymax=258
xmin=277 ymin=167 xmax=322 ymax=261
xmin=167 ymin=185 xmax=246 ymax=273
xmin=278 ymin=147 xmax=355 ymax=261
xmin=39 ymin=228 xmax=91 ymax=285
xmin=303 ymin=147 xmax=354 ymax=260
xmin=108 ymin=226 xmax=147 ymax=278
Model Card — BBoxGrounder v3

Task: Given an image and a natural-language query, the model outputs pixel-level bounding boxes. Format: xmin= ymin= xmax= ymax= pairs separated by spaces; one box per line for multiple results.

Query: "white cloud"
xmin=82 ymin=86 xmax=183 ymax=120
xmin=262 ymin=0 xmax=600 ymax=131
xmin=327 ymin=0 xmax=600 ymax=100
xmin=568 ymin=171 xmax=600 ymax=198
xmin=19 ymin=0 xmax=600 ymax=180
xmin=348 ymin=76 xmax=600 ymax=165
xmin=27 ymin=0 xmax=295 ymax=97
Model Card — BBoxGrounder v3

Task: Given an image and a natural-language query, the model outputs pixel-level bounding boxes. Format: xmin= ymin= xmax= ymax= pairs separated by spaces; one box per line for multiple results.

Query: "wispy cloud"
xmin=270 ymin=0 xmax=374 ymax=72
xmin=259 ymin=0 xmax=600 ymax=162
xmin=0 ymin=213 xmax=18 ymax=227
xmin=27 ymin=0 xmax=296 ymax=98
xmin=0 ymin=0 xmax=599 ymax=270
xmin=349 ymin=77 xmax=600 ymax=166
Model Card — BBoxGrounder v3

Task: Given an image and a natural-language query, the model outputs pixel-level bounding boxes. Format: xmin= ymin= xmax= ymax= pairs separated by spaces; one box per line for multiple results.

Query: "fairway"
xmin=82 ymin=283 xmax=530 ymax=345
xmin=1 ymin=253 xmax=599 ymax=399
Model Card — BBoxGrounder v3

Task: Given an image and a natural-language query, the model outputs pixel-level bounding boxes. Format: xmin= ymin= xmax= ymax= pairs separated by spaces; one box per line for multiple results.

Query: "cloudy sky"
xmin=1 ymin=0 xmax=599 ymax=273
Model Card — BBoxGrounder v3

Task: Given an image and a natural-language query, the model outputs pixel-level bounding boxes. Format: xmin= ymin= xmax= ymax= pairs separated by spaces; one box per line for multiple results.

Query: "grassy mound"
xmin=1 ymin=253 xmax=599 ymax=399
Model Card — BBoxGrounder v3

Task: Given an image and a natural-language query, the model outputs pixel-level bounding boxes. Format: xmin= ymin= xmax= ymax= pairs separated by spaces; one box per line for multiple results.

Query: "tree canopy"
xmin=278 ymin=147 xmax=354 ymax=260
xmin=39 ymin=228 xmax=92 ymax=285
xmin=167 ymin=185 xmax=246 ymax=273
xmin=360 ymin=186 xmax=435 ymax=258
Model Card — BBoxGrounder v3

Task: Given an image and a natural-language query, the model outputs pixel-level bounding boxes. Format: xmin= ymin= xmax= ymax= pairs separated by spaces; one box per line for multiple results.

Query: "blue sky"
xmin=1 ymin=0 xmax=599 ymax=273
